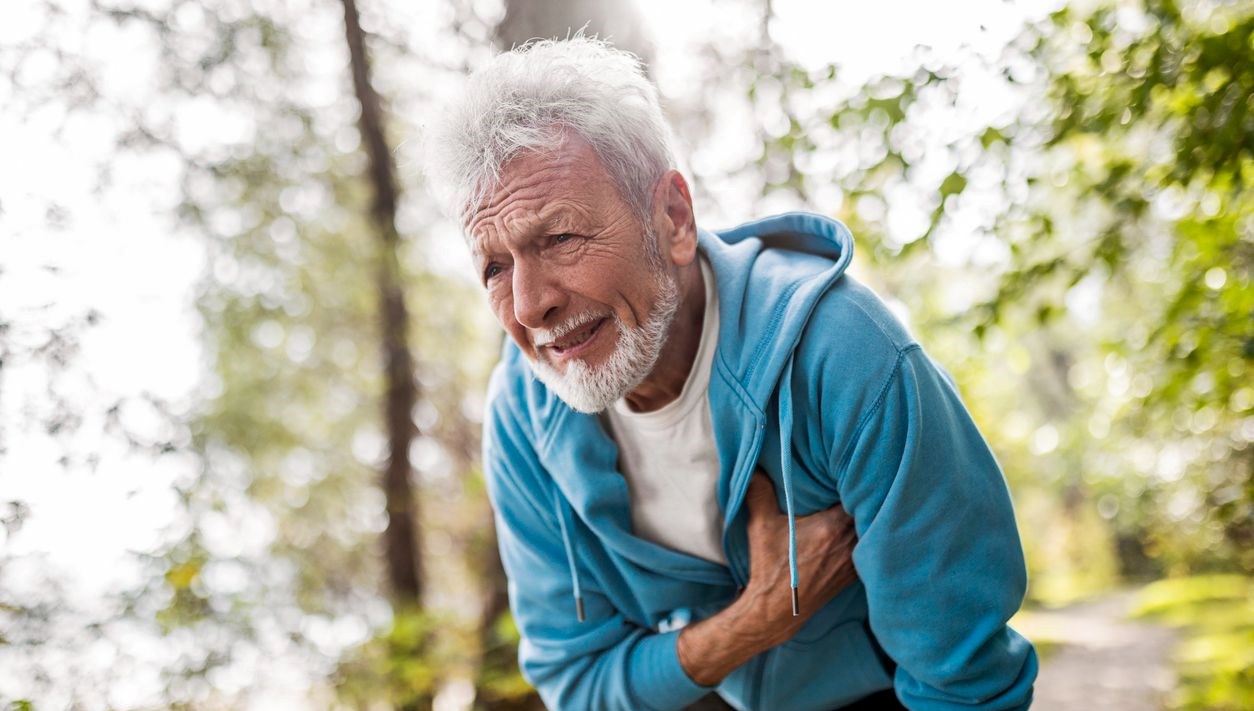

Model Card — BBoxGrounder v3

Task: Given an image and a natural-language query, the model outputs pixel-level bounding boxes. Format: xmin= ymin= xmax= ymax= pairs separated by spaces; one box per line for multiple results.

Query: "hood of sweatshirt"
xmin=703 ymin=211 xmax=855 ymax=405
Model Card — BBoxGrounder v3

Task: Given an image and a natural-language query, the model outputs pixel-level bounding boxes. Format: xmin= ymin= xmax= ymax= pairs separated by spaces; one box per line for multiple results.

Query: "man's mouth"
xmin=543 ymin=317 xmax=608 ymax=357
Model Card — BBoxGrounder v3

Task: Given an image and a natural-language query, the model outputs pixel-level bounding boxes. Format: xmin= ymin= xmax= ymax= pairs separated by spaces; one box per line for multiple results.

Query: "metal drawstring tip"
xmin=791 ymin=586 xmax=800 ymax=617
xmin=576 ymin=596 xmax=586 ymax=623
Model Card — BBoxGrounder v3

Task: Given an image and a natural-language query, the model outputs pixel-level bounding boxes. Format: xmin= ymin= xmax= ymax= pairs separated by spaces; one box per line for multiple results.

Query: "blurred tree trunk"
xmin=340 ymin=0 xmax=425 ymax=707
xmin=495 ymin=0 xmax=654 ymax=68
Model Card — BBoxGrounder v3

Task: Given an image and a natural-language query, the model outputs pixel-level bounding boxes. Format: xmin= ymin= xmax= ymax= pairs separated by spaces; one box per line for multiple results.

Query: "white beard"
xmin=529 ymin=271 xmax=680 ymax=414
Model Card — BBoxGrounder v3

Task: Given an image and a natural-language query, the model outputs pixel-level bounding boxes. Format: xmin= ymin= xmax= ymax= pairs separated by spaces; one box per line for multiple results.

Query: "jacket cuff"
xmin=636 ymin=629 xmax=718 ymax=710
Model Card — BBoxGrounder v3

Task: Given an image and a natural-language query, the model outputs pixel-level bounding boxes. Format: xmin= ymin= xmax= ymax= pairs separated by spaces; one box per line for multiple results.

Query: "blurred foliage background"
xmin=0 ymin=0 xmax=1249 ymax=709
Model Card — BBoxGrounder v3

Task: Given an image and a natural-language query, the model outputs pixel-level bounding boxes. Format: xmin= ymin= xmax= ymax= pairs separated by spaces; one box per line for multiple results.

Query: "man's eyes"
xmin=482 ymin=234 xmax=580 ymax=282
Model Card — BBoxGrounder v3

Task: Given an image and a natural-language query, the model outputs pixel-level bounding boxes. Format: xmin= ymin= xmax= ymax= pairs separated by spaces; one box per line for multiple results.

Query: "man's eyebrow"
xmin=468 ymin=221 xmax=541 ymax=263
xmin=533 ymin=204 xmax=586 ymax=233
xmin=469 ymin=205 xmax=586 ymax=260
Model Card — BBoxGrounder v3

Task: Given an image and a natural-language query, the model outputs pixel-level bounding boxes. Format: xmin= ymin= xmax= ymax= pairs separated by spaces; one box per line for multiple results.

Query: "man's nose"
xmin=511 ymin=262 xmax=564 ymax=329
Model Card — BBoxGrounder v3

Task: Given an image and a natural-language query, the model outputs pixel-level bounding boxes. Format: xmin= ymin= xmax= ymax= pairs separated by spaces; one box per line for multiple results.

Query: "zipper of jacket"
xmin=722 ymin=418 xmax=767 ymax=588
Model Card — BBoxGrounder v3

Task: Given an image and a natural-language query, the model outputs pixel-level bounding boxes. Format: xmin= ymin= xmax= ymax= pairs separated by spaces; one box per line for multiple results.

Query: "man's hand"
xmin=677 ymin=471 xmax=858 ymax=686
xmin=736 ymin=471 xmax=859 ymax=647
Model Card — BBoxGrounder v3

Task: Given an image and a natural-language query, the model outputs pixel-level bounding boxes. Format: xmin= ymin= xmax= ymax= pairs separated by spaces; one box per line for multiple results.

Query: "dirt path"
xmin=1015 ymin=590 xmax=1180 ymax=710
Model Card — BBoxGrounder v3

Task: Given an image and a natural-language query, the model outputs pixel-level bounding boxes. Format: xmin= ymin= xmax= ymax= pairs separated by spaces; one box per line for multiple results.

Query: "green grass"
xmin=1131 ymin=575 xmax=1254 ymax=711
xmin=1030 ymin=639 xmax=1064 ymax=663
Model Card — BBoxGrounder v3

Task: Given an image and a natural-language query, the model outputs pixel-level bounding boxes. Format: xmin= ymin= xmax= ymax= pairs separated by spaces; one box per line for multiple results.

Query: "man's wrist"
xmin=676 ymin=594 xmax=774 ymax=686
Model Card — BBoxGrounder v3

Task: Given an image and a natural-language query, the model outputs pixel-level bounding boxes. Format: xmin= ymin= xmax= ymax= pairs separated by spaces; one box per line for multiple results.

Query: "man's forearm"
xmin=676 ymin=593 xmax=776 ymax=686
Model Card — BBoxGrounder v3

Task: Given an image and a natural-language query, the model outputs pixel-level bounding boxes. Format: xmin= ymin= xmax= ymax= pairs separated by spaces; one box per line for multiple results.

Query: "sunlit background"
xmin=2 ymin=0 xmax=1250 ymax=709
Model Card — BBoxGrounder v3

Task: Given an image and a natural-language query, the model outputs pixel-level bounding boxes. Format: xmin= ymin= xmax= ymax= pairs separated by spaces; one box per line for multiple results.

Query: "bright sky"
xmin=0 ymin=79 xmax=202 ymax=582
xmin=642 ymin=0 xmax=1046 ymax=83
xmin=0 ymin=0 xmax=1055 ymax=706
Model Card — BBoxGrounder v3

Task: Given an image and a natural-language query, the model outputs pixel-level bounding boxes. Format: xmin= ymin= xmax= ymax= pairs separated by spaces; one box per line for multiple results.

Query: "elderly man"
xmin=425 ymin=38 xmax=1037 ymax=711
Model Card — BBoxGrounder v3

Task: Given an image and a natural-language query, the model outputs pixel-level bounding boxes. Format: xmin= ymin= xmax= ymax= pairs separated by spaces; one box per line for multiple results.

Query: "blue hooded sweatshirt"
xmin=482 ymin=212 xmax=1037 ymax=711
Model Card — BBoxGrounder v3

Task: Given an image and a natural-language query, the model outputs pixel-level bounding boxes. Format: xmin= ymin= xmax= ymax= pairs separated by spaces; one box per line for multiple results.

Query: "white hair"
xmin=423 ymin=36 xmax=677 ymax=226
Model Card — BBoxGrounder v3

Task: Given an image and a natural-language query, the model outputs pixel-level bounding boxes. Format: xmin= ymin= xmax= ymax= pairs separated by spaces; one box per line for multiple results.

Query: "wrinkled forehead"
xmin=463 ymin=133 xmax=619 ymax=245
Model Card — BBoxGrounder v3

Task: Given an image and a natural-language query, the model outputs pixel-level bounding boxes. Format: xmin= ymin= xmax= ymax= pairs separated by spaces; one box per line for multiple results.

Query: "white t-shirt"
xmin=604 ymin=257 xmax=726 ymax=565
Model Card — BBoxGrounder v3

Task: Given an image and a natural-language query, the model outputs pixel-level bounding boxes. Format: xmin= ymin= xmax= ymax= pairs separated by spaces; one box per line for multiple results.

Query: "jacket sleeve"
xmin=833 ymin=345 xmax=1037 ymax=710
xmin=483 ymin=397 xmax=714 ymax=711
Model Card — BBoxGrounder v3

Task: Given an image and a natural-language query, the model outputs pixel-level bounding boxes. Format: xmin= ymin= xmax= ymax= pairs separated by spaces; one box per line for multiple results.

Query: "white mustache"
xmin=533 ymin=311 xmax=609 ymax=348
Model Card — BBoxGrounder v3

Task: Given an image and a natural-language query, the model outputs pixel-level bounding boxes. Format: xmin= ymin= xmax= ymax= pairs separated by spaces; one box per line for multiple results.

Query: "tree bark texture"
xmin=496 ymin=0 xmax=654 ymax=69
xmin=339 ymin=0 xmax=423 ymax=609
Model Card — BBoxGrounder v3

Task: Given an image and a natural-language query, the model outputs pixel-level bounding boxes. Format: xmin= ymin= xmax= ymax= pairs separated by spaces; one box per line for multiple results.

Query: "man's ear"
xmin=651 ymin=170 xmax=697 ymax=267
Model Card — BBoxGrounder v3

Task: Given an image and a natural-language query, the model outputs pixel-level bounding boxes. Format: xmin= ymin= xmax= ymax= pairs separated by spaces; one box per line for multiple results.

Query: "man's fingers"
xmin=802 ymin=504 xmax=852 ymax=531
xmin=827 ymin=503 xmax=854 ymax=530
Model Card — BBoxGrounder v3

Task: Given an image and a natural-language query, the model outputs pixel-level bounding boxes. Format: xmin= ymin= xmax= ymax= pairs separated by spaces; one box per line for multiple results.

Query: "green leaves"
xmin=938 ymin=171 xmax=967 ymax=200
xmin=752 ymin=0 xmax=1253 ymax=600
xmin=1133 ymin=575 xmax=1254 ymax=710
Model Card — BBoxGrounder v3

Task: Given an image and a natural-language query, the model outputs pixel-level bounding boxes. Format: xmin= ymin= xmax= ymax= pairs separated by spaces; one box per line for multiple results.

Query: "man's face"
xmin=466 ymin=133 xmax=679 ymax=413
